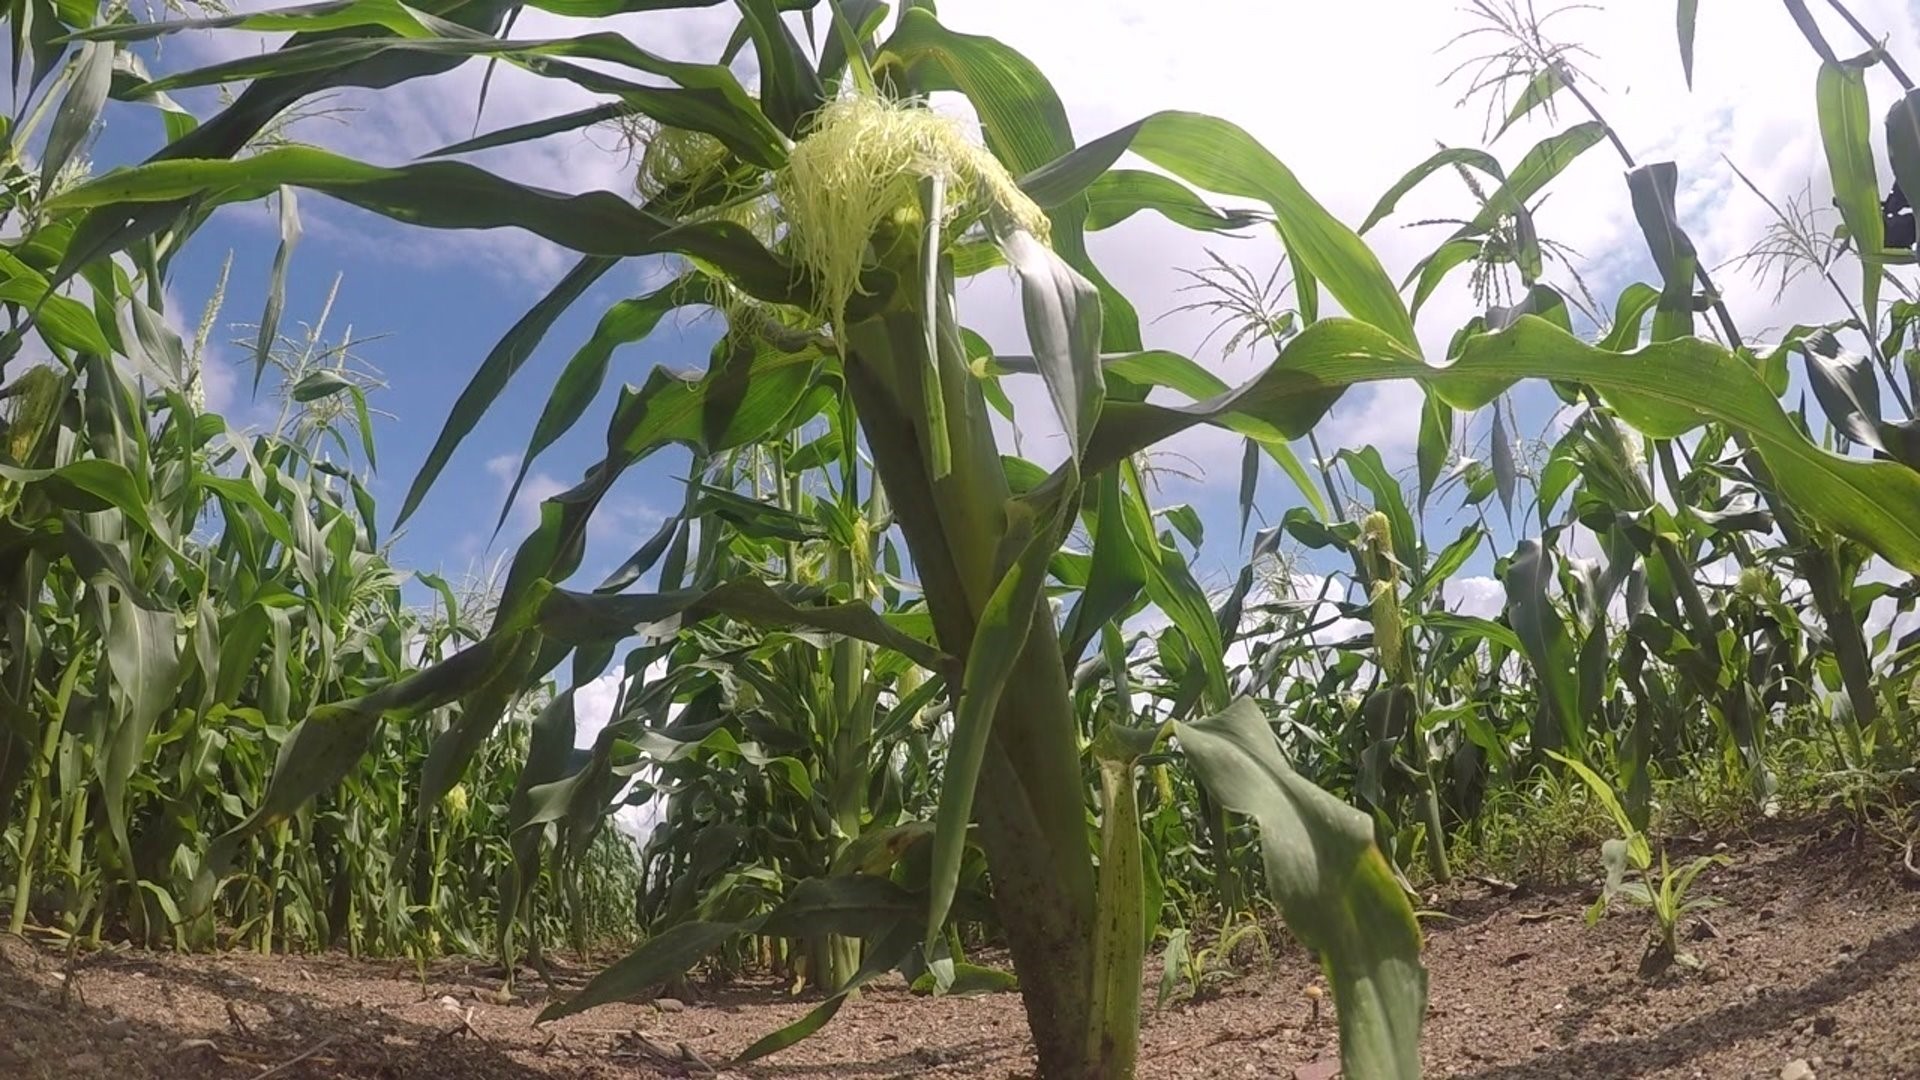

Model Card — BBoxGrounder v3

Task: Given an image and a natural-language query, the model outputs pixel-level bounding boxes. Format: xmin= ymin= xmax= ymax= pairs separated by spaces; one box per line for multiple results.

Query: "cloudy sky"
xmin=71 ymin=1 xmax=1920 ymax=700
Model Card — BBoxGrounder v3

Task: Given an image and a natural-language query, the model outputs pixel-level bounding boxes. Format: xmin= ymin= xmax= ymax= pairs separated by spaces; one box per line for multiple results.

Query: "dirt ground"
xmin=3 ymin=817 xmax=1917 ymax=1079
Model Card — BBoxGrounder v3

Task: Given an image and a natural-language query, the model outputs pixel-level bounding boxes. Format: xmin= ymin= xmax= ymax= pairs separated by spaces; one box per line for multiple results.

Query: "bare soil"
xmin=3 ymin=817 xmax=1916 ymax=1079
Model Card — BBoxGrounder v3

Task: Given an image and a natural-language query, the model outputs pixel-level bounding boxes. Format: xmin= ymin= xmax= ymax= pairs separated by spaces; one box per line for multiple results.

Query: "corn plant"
xmin=30 ymin=3 xmax=1920 ymax=1079
xmin=1154 ymin=913 xmax=1269 ymax=1008
xmin=1614 ymin=850 xmax=1729 ymax=975
xmin=1549 ymin=750 xmax=1729 ymax=975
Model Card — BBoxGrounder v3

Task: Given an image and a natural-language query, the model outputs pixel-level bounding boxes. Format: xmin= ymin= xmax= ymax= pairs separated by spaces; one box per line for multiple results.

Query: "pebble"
xmin=655 ymin=997 xmax=686 ymax=1013
xmin=1780 ymin=1059 xmax=1814 ymax=1080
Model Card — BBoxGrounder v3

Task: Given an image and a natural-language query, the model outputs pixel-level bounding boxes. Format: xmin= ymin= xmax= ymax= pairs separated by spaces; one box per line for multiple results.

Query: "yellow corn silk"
xmin=775 ymin=94 xmax=1051 ymax=330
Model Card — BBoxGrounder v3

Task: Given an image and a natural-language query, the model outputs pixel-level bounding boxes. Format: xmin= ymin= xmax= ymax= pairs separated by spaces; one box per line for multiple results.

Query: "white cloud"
xmin=1447 ymin=574 xmax=1506 ymax=620
xmin=484 ymin=451 xmax=566 ymax=533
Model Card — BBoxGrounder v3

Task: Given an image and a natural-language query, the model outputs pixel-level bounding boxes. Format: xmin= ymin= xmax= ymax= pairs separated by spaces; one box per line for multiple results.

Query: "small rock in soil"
xmin=655 ymin=997 xmax=686 ymax=1013
xmin=1780 ymin=1059 xmax=1815 ymax=1080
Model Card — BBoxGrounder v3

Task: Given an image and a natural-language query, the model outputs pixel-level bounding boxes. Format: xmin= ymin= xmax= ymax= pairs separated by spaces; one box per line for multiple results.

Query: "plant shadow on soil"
xmin=1 ymin=815 xmax=1916 ymax=1079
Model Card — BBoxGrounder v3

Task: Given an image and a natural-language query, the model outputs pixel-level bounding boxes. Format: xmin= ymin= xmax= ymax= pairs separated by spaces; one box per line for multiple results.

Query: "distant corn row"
xmin=0 ymin=153 xmax=638 ymax=959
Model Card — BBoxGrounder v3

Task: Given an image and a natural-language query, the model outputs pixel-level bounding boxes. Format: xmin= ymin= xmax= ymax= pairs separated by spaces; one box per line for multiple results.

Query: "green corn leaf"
xmin=399 ymin=254 xmax=615 ymax=527
xmin=1339 ymin=445 xmax=1418 ymax=572
xmin=1083 ymin=169 xmax=1266 ymax=233
xmin=49 ymin=149 xmax=806 ymax=303
xmin=535 ymin=579 xmax=950 ymax=671
xmin=0 ymin=459 xmax=159 ymax=537
xmin=417 ymin=632 xmax=542 ymax=830
xmin=64 ymin=0 xmax=443 ymax=41
xmin=1020 ymin=110 xmax=1416 ymax=352
xmin=737 ymin=919 xmax=922 ymax=1061
xmin=926 ymin=469 xmax=1076 ymax=944
xmin=1817 ymin=57 xmax=1884 ymax=319
xmin=39 ymin=39 xmax=113 ymax=197
xmin=1177 ymin=699 xmax=1426 ymax=1079
xmin=538 ymin=919 xmax=744 ymax=1023
xmin=540 ymin=875 xmax=921 ymax=1025
xmin=1467 ymin=122 xmax=1607 ymax=230
xmin=1157 ymin=928 xmax=1191 ymax=1008
xmin=1082 ymin=317 xmax=1920 ymax=573
xmin=49 ymin=0 xmax=522 ymax=284
xmin=256 ymin=187 xmax=301 ymax=389
xmin=1405 ymin=237 xmax=1483 ymax=318
xmin=1818 ymin=57 xmax=1884 ymax=253
xmin=999 ymin=227 xmax=1103 ymax=456
xmin=1416 ymin=394 xmax=1452 ymax=511
xmin=1494 ymin=66 xmax=1567 ymax=140
xmin=1411 ymin=525 xmax=1484 ymax=605
xmin=1120 ymin=463 xmax=1228 ymax=707
xmin=212 ymin=631 xmax=524 ymax=842
xmin=1626 ymin=163 xmax=1699 ymax=342
xmin=98 ymin=597 xmax=184 ymax=880
xmin=1360 ymin=146 xmax=1506 ymax=235
xmin=1677 ymin=0 xmax=1699 ymax=87
xmin=430 ymin=101 xmax=634 ymax=157
xmin=1545 ymin=749 xmax=1652 ymax=869
xmin=500 ymin=688 xmax=577 ymax=955
xmin=1099 ymin=350 xmax=1325 ymax=517
xmin=1597 ymin=282 xmax=1662 ymax=352
xmin=1508 ymin=539 xmax=1583 ymax=753
xmin=1886 ymin=89 xmax=1920 ymax=226
xmin=1796 ymin=328 xmax=1920 ymax=467
xmin=736 ymin=0 xmax=825 ymax=136
xmin=1238 ymin=436 xmax=1260 ymax=541
xmin=0 ymin=251 xmax=114 ymax=356
xmin=1490 ymin=396 xmax=1517 ymax=520
xmin=1422 ymin=612 xmax=1524 ymax=654
xmin=113 ymin=21 xmax=785 ymax=167
xmin=495 ymin=276 xmax=695 ymax=532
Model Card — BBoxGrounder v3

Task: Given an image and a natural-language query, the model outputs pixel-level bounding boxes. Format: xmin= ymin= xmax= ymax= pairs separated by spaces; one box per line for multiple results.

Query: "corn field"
xmin=3 ymin=1 xmax=1919 ymax=1078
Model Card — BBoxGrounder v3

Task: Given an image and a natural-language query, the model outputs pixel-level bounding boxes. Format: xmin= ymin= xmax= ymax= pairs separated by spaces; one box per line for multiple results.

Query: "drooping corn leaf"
xmin=1176 ymin=699 xmax=1426 ymax=1079
xmin=1083 ymin=317 xmax=1920 ymax=573
xmin=1019 ymin=110 xmax=1417 ymax=352
xmin=1817 ymin=56 xmax=1885 ymax=320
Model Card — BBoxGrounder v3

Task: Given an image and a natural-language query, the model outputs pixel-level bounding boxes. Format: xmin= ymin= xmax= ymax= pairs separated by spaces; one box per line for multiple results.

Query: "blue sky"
xmin=61 ymin=0 xmax=1920 ymax=630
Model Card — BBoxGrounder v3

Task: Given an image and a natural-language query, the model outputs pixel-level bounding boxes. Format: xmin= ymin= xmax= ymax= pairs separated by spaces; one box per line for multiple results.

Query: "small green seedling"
xmin=1546 ymin=752 xmax=1728 ymax=976
xmin=1610 ymin=849 xmax=1729 ymax=975
xmin=1155 ymin=915 xmax=1271 ymax=1007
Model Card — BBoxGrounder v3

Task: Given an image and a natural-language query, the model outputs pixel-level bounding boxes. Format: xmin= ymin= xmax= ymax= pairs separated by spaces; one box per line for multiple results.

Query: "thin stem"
xmin=1824 ymin=0 xmax=1915 ymax=89
xmin=1305 ymin=430 xmax=1346 ymax=521
xmin=1554 ymin=65 xmax=1637 ymax=167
